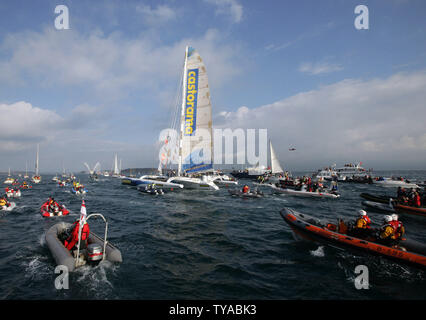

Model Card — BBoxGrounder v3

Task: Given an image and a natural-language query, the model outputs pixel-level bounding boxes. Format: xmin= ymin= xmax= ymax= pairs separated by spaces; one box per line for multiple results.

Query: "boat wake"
xmin=74 ymin=261 xmax=119 ymax=299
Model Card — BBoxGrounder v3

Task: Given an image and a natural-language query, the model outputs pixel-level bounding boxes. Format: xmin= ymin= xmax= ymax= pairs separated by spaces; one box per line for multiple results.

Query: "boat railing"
xmin=75 ymin=213 xmax=108 ymax=268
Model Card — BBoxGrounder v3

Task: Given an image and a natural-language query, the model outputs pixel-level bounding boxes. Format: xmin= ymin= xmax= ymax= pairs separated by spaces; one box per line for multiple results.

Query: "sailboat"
xmin=253 ymin=140 xmax=289 ymax=187
xmin=24 ymin=162 xmax=29 ymax=179
xmin=112 ymin=154 xmax=121 ymax=178
xmin=165 ymin=46 xmax=219 ymax=190
xmin=32 ymin=144 xmax=41 ymax=183
xmin=267 ymin=140 xmax=285 ymax=183
xmin=4 ymin=168 xmax=15 ymax=184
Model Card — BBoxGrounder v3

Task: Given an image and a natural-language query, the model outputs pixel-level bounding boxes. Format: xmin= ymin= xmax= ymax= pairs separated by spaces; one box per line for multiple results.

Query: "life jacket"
xmin=414 ymin=194 xmax=421 ymax=207
xmin=242 ymin=186 xmax=249 ymax=193
xmin=65 ymin=220 xmax=90 ymax=250
xmin=355 ymin=216 xmax=371 ymax=229
xmin=379 ymin=223 xmax=395 ymax=240
xmin=393 ymin=221 xmax=405 ymax=239
xmin=0 ymin=199 xmax=7 ymax=206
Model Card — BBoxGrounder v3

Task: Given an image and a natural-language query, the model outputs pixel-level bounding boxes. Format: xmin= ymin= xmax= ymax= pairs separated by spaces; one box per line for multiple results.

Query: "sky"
xmin=0 ymin=0 xmax=426 ymax=173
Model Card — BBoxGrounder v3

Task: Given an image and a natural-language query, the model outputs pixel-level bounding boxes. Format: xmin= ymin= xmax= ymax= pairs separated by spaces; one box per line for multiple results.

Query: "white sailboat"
xmin=270 ymin=140 xmax=284 ymax=176
xmin=166 ymin=46 xmax=218 ymax=190
xmin=32 ymin=144 xmax=41 ymax=184
xmin=24 ymin=162 xmax=29 ymax=179
xmin=4 ymin=168 xmax=15 ymax=184
xmin=112 ymin=154 xmax=121 ymax=177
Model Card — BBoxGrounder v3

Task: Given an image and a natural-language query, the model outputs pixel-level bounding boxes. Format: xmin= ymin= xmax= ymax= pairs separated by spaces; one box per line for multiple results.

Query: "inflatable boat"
xmin=280 ymin=207 xmax=426 ymax=269
xmin=360 ymin=193 xmax=391 ymax=204
xmin=138 ymin=186 xmax=165 ymax=195
xmin=362 ymin=200 xmax=395 ymax=213
xmin=1 ymin=202 xmax=16 ymax=211
xmin=271 ymin=184 xmax=340 ymax=198
xmin=72 ymin=187 xmax=87 ymax=195
xmin=5 ymin=189 xmax=21 ymax=198
xmin=228 ymin=189 xmax=264 ymax=198
xmin=40 ymin=201 xmax=70 ymax=217
xmin=45 ymin=214 xmax=122 ymax=272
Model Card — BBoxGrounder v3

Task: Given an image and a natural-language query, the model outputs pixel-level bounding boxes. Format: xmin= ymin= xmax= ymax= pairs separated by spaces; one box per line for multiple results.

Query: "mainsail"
xmin=270 ymin=140 xmax=284 ymax=174
xmin=178 ymin=46 xmax=213 ymax=175
xmin=113 ymin=154 xmax=120 ymax=175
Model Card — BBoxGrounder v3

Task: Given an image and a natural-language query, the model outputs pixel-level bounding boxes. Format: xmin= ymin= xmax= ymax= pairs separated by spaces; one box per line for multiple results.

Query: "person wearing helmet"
xmin=391 ymin=214 xmax=405 ymax=242
xmin=378 ymin=215 xmax=395 ymax=245
xmin=352 ymin=209 xmax=372 ymax=238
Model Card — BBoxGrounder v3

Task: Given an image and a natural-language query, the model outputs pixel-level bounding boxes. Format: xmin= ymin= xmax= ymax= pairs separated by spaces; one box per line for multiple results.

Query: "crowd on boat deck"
xmin=349 ymin=210 xmax=405 ymax=246
xmin=396 ymin=187 xmax=424 ymax=207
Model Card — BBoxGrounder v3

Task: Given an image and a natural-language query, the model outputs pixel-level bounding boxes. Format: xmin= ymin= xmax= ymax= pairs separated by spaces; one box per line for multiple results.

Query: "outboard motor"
xmin=86 ymin=243 xmax=104 ymax=265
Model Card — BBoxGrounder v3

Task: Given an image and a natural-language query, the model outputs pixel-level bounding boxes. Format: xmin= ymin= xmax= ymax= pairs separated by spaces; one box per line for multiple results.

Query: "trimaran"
xmin=122 ymin=46 xmax=220 ymax=190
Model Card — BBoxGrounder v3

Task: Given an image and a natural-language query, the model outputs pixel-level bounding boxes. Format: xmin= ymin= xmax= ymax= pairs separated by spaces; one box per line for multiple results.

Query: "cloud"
xmin=215 ymin=71 xmax=426 ymax=169
xmin=136 ymin=4 xmax=178 ymax=26
xmin=0 ymin=28 xmax=243 ymax=103
xmin=204 ymin=0 xmax=243 ymax=23
xmin=299 ymin=61 xmax=343 ymax=75
xmin=0 ymin=101 xmax=64 ymax=151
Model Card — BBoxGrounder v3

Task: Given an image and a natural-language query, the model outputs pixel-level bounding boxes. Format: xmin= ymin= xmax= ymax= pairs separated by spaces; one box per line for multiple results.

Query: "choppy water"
xmin=1 ymin=170 xmax=426 ymax=300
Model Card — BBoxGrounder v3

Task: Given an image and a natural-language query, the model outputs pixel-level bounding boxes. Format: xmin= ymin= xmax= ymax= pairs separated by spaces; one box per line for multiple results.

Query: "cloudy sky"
xmin=0 ymin=0 xmax=425 ymax=173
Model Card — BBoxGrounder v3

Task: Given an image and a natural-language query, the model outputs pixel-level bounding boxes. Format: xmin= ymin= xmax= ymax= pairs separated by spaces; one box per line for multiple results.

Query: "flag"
xmin=79 ymin=200 xmax=87 ymax=224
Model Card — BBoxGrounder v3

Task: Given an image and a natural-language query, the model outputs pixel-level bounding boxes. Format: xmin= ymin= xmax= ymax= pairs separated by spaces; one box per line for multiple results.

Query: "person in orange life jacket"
xmin=64 ymin=219 xmax=90 ymax=251
xmin=391 ymin=214 xmax=405 ymax=241
xmin=0 ymin=195 xmax=9 ymax=207
xmin=242 ymin=185 xmax=250 ymax=193
xmin=352 ymin=210 xmax=372 ymax=238
xmin=378 ymin=215 xmax=396 ymax=246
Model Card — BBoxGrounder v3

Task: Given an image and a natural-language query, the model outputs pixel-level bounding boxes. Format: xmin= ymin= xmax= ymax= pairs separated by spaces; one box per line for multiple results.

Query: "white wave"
xmin=310 ymin=246 xmax=325 ymax=257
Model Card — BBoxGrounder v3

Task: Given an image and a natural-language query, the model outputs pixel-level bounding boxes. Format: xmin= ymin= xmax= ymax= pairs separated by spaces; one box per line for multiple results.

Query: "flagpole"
xmin=75 ymin=200 xmax=87 ymax=268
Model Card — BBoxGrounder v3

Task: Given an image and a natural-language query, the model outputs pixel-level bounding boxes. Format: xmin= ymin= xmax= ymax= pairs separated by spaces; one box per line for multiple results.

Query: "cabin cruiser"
xmin=335 ymin=163 xmax=371 ymax=179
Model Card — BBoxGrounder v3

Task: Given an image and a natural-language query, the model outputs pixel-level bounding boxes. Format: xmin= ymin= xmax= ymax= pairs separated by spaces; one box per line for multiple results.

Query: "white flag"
xmin=80 ymin=200 xmax=87 ymax=224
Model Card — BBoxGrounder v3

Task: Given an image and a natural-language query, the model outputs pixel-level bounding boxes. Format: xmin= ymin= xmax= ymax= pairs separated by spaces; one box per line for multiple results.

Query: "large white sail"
xmin=113 ymin=154 xmax=120 ymax=175
xmin=178 ymin=46 xmax=213 ymax=175
xmin=35 ymin=144 xmax=39 ymax=176
xmin=270 ymin=140 xmax=283 ymax=174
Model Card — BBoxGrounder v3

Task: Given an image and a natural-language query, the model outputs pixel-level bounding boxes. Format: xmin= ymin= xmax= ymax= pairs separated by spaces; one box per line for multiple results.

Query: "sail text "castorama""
xmin=184 ymin=69 xmax=198 ymax=136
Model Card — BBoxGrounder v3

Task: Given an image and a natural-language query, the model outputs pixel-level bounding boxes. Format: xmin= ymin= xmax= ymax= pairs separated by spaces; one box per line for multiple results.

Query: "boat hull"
xmin=1 ymin=202 xmax=16 ymax=211
xmin=167 ymin=177 xmax=219 ymax=190
xmin=122 ymin=177 xmax=183 ymax=189
xmin=271 ymin=185 xmax=340 ymax=198
xmin=394 ymin=204 xmax=426 ymax=217
xmin=362 ymin=200 xmax=395 ymax=213
xmin=360 ymin=193 xmax=391 ymax=204
xmin=373 ymin=179 xmax=419 ymax=188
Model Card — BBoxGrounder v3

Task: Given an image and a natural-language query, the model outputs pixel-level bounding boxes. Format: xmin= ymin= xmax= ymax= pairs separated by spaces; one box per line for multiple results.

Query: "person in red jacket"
xmin=64 ymin=219 xmax=90 ymax=251
xmin=242 ymin=185 xmax=250 ymax=193
xmin=413 ymin=192 xmax=421 ymax=207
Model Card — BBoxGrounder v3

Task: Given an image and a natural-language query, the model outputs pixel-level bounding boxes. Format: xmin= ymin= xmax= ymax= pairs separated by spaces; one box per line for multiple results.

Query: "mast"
xmin=35 ymin=144 xmax=39 ymax=176
xmin=178 ymin=46 xmax=189 ymax=176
